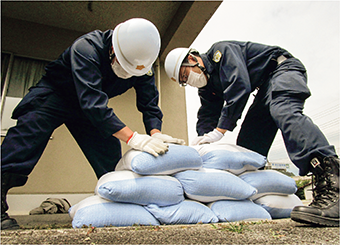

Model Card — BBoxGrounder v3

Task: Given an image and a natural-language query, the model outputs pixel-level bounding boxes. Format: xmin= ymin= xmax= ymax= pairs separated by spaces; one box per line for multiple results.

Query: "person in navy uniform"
xmin=165 ymin=41 xmax=339 ymax=227
xmin=1 ymin=18 xmax=184 ymax=230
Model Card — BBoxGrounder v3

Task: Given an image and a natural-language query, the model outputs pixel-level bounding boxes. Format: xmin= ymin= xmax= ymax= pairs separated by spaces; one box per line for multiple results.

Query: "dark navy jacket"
xmin=197 ymin=41 xmax=292 ymax=135
xmin=39 ymin=30 xmax=163 ymax=138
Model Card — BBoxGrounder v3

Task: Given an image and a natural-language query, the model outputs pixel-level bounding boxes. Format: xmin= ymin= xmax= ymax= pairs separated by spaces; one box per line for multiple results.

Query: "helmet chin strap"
xmin=189 ymin=54 xmax=210 ymax=80
xmin=109 ymin=46 xmax=115 ymax=62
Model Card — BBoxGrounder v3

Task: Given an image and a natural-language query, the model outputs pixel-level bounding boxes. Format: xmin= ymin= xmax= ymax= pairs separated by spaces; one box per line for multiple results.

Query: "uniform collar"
xmin=201 ymin=53 xmax=214 ymax=75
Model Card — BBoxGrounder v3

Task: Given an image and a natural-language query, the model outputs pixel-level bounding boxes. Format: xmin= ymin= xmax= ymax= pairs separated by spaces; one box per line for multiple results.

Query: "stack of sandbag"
xmin=174 ymin=143 xmax=268 ymax=222
xmin=70 ymin=144 xmax=219 ymax=228
xmin=238 ymin=170 xmax=303 ymax=219
xmin=172 ymin=167 xmax=272 ymax=222
xmin=69 ymin=142 xmax=302 ymax=228
xmin=193 ymin=142 xmax=302 ymax=221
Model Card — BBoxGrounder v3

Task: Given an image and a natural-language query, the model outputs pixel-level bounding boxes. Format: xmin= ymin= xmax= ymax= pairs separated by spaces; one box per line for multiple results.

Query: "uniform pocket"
xmin=12 ymin=87 xmax=54 ymax=119
xmin=270 ymin=58 xmax=311 ymax=100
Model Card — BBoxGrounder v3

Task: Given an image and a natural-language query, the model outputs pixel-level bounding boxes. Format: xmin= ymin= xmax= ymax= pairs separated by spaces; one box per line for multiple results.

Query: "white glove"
xmin=191 ymin=129 xmax=224 ymax=146
xmin=127 ymin=132 xmax=169 ymax=157
xmin=151 ymin=133 xmax=186 ymax=145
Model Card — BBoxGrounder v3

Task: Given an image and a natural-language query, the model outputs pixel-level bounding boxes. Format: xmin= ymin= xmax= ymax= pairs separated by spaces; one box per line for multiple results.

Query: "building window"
xmin=1 ymin=53 xmax=50 ymax=135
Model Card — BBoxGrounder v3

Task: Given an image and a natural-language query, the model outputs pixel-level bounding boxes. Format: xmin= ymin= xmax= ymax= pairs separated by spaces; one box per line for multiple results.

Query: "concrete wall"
xmin=158 ymin=62 xmax=188 ymax=141
xmin=2 ymin=17 xmax=188 ymax=195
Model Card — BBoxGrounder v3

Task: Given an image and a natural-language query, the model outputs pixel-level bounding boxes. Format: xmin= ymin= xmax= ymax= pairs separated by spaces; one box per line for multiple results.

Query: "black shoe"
xmin=291 ymin=156 xmax=339 ymax=227
xmin=1 ymin=172 xmax=28 ymax=230
xmin=1 ymin=213 xmax=19 ymax=230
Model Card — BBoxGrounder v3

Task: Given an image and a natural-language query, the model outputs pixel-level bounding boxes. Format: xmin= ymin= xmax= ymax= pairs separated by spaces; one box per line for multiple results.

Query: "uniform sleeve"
xmin=216 ymin=45 xmax=252 ymax=131
xmin=197 ymin=88 xmax=224 ymax=136
xmin=134 ymin=71 xmax=163 ymax=135
xmin=70 ymin=38 xmax=126 ymax=138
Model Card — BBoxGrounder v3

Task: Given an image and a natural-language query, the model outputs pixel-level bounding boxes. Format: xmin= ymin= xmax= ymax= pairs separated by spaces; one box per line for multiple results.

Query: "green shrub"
xmin=295 ymin=179 xmax=312 ymax=200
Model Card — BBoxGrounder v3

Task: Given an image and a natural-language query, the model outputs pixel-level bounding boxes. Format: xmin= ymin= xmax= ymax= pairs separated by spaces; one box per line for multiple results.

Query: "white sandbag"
xmin=69 ymin=195 xmax=160 ymax=228
xmin=95 ymin=171 xmax=184 ymax=206
xmin=239 ymin=170 xmax=297 ymax=200
xmin=209 ymin=200 xmax=272 ymax=222
xmin=115 ymin=144 xmax=202 ymax=175
xmin=254 ymin=194 xmax=303 ymax=219
xmin=192 ymin=142 xmax=266 ymax=175
xmin=173 ymin=168 xmax=257 ymax=202
xmin=145 ymin=200 xmax=219 ymax=225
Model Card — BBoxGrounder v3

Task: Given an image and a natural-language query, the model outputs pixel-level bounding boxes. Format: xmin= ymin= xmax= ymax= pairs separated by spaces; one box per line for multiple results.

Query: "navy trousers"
xmin=237 ymin=58 xmax=337 ymax=176
xmin=1 ymin=85 xmax=121 ymax=179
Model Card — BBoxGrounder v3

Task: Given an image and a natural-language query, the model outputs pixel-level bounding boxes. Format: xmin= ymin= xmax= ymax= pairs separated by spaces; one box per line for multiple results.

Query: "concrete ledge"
xmin=7 ymin=193 xmax=93 ymax=215
xmin=12 ymin=214 xmax=72 ymax=228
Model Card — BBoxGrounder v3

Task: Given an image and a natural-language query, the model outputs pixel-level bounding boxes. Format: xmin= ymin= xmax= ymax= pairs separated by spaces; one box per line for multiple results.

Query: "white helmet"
xmin=164 ymin=47 xmax=190 ymax=83
xmin=112 ymin=18 xmax=161 ymax=76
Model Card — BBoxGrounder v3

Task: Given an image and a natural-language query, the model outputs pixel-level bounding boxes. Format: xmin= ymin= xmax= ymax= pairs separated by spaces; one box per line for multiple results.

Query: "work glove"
xmin=151 ymin=132 xmax=186 ymax=145
xmin=191 ymin=129 xmax=224 ymax=146
xmin=127 ymin=132 xmax=169 ymax=157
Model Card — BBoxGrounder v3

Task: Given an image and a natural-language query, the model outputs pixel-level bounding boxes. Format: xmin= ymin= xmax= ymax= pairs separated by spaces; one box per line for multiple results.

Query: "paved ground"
xmin=1 ymin=214 xmax=339 ymax=244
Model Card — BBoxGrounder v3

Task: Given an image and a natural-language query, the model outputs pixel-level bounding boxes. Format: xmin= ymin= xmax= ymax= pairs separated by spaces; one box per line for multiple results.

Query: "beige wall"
xmin=158 ymin=63 xmax=188 ymax=141
xmin=2 ymin=17 xmax=188 ymax=194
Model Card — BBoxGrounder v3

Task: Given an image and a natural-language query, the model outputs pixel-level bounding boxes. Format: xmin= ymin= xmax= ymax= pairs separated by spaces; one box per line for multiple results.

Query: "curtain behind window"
xmin=6 ymin=56 xmax=49 ymax=98
xmin=1 ymin=55 xmax=50 ymax=134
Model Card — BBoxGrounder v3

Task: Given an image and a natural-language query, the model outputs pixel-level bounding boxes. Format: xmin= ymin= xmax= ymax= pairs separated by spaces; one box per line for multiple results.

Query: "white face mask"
xmin=111 ymin=59 xmax=133 ymax=79
xmin=186 ymin=70 xmax=207 ymax=88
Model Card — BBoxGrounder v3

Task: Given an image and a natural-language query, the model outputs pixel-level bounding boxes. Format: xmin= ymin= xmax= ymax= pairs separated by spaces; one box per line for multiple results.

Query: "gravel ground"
xmin=1 ymin=219 xmax=339 ymax=244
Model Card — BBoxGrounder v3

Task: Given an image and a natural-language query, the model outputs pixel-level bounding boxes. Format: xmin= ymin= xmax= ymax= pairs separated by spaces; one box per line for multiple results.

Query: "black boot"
xmin=1 ymin=172 xmax=28 ymax=230
xmin=291 ymin=156 xmax=339 ymax=227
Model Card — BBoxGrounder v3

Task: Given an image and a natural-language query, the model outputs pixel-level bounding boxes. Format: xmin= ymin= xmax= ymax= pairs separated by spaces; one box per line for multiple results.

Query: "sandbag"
xmin=192 ymin=142 xmax=266 ymax=175
xmin=209 ymin=200 xmax=272 ymax=222
xmin=115 ymin=144 xmax=202 ymax=175
xmin=173 ymin=168 xmax=257 ymax=203
xmin=254 ymin=194 xmax=303 ymax=219
xmin=95 ymin=171 xmax=184 ymax=206
xmin=239 ymin=170 xmax=297 ymax=200
xmin=69 ymin=195 xmax=160 ymax=228
xmin=145 ymin=200 xmax=219 ymax=225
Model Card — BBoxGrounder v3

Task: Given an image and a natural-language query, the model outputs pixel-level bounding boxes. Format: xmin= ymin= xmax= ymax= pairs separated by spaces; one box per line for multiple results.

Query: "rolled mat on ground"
xmin=30 ymin=198 xmax=71 ymax=215
xmin=69 ymin=143 xmax=301 ymax=228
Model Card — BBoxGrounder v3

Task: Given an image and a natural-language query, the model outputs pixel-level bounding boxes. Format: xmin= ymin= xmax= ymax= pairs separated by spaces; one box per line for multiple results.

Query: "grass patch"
xmin=210 ymin=221 xmax=250 ymax=234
